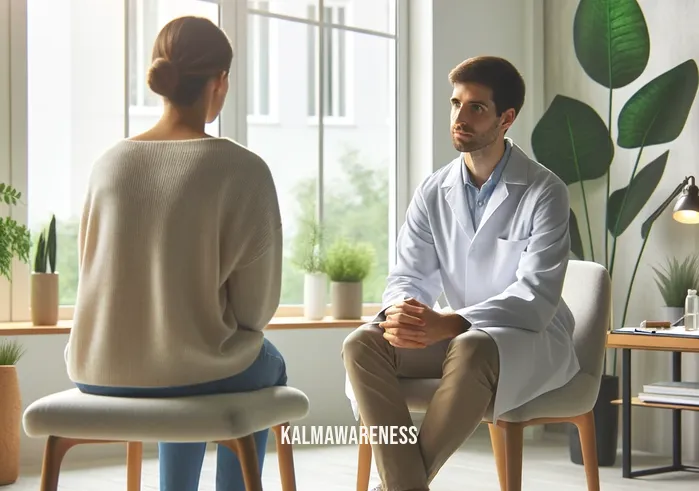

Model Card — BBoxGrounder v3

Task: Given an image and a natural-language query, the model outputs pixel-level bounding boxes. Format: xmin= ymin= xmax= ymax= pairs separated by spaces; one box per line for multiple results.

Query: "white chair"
xmin=23 ymin=385 xmax=310 ymax=491
xmin=355 ymin=260 xmax=612 ymax=491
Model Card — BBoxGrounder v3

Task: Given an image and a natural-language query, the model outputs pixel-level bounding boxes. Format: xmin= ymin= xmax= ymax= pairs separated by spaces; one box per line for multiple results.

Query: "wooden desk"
xmin=606 ymin=331 xmax=699 ymax=479
xmin=0 ymin=317 xmax=371 ymax=336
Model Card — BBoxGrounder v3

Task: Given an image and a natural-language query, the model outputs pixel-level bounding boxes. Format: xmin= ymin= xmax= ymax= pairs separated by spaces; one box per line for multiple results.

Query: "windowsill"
xmin=0 ymin=316 xmax=373 ymax=336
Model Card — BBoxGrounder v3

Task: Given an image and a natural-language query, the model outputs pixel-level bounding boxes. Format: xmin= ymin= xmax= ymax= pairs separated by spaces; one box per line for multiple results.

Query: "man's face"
xmin=449 ymin=82 xmax=513 ymax=153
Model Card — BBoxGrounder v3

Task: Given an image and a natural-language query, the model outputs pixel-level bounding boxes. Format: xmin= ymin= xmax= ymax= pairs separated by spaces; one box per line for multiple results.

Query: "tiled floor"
xmin=5 ymin=433 xmax=699 ymax=490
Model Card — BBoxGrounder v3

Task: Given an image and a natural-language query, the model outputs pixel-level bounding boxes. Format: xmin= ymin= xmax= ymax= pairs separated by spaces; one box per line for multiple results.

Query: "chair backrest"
xmin=561 ymin=260 xmax=612 ymax=379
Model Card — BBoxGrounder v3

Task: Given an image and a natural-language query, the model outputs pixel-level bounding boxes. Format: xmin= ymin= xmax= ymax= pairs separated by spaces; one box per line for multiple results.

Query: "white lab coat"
xmin=344 ymin=139 xmax=580 ymax=423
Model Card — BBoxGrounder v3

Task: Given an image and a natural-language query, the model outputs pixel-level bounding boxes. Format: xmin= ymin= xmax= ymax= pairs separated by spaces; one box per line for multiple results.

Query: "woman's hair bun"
xmin=147 ymin=57 xmax=179 ymax=99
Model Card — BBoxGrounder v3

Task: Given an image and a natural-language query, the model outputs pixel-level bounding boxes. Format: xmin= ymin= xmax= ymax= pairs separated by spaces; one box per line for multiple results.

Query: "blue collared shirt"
xmin=461 ymin=139 xmax=512 ymax=232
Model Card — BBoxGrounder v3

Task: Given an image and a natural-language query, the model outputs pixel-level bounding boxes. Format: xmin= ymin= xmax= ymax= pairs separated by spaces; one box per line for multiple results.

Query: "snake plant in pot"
xmin=530 ymin=0 xmax=698 ymax=466
xmin=31 ymin=214 xmax=59 ymax=326
xmin=0 ymin=182 xmax=30 ymax=485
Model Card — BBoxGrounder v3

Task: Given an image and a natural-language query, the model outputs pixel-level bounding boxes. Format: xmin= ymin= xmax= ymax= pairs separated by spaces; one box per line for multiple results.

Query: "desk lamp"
xmin=672 ymin=176 xmax=699 ymax=224
xmin=637 ymin=175 xmax=699 ymax=328
xmin=643 ymin=175 xmax=699 ymax=235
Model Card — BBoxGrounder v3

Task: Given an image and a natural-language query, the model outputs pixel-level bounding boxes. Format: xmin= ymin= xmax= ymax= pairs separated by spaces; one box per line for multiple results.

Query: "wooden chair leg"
xmin=501 ymin=422 xmax=524 ymax=491
xmin=126 ymin=442 xmax=143 ymax=491
xmin=219 ymin=437 xmax=262 ymax=491
xmin=573 ymin=411 xmax=600 ymax=491
xmin=39 ymin=436 xmax=80 ymax=491
xmin=488 ymin=423 xmax=507 ymax=491
xmin=272 ymin=423 xmax=297 ymax=491
xmin=356 ymin=437 xmax=372 ymax=491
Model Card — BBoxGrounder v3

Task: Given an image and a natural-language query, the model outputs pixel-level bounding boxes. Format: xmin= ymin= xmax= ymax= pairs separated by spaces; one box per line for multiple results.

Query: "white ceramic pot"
xmin=331 ymin=281 xmax=363 ymax=319
xmin=304 ymin=272 xmax=327 ymax=320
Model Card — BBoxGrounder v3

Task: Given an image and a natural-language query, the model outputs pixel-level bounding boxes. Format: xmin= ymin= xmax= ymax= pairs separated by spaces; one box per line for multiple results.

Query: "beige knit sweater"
xmin=65 ymin=137 xmax=282 ymax=388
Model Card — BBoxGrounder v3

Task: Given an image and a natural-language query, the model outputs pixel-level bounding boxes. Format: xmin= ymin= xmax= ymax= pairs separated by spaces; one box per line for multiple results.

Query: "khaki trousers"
xmin=341 ymin=324 xmax=500 ymax=491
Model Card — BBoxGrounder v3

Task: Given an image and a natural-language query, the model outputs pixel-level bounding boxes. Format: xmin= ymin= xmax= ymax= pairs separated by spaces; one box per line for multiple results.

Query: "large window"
xmin=8 ymin=0 xmax=402 ymax=320
xmin=246 ymin=0 xmax=397 ymax=305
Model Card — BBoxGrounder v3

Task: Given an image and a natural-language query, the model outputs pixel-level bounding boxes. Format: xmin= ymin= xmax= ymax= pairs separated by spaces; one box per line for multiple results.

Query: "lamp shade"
xmin=672 ymin=176 xmax=699 ymax=224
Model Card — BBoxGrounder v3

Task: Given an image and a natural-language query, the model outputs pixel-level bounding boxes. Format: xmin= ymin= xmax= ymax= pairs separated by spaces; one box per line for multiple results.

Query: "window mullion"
xmin=317 ymin=0 xmax=325 ymax=227
xmin=8 ymin=0 xmax=29 ymax=321
xmin=220 ymin=0 xmax=246 ymax=143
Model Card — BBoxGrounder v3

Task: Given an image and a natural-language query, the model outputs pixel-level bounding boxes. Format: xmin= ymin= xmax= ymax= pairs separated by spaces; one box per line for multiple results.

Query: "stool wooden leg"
xmin=488 ymin=423 xmax=507 ymax=491
xmin=219 ymin=437 xmax=262 ymax=491
xmin=126 ymin=442 xmax=143 ymax=491
xmin=39 ymin=436 xmax=79 ymax=491
xmin=272 ymin=423 xmax=297 ymax=491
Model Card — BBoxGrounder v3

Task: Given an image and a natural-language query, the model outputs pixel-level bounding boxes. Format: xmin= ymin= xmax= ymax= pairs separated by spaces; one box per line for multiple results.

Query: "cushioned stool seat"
xmin=23 ymin=386 xmax=310 ymax=491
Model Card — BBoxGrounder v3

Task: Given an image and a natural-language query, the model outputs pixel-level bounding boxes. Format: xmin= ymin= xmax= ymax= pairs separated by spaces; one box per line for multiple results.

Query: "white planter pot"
xmin=658 ymin=306 xmax=684 ymax=324
xmin=304 ymin=272 xmax=327 ymax=320
xmin=331 ymin=281 xmax=363 ymax=319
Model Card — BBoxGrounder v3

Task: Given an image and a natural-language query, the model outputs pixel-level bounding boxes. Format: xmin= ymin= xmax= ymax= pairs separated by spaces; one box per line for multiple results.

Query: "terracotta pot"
xmin=0 ymin=366 xmax=21 ymax=485
xmin=31 ymin=272 xmax=59 ymax=326
xmin=331 ymin=281 xmax=363 ymax=319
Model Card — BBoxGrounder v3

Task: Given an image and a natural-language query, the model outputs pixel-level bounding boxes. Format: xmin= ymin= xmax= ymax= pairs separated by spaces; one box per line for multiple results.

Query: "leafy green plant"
xmin=33 ymin=214 xmax=57 ymax=274
xmin=0 ymin=339 xmax=25 ymax=366
xmin=531 ymin=0 xmax=698 ymax=375
xmin=0 ymin=183 xmax=31 ymax=281
xmin=324 ymin=238 xmax=374 ymax=283
xmin=652 ymin=255 xmax=699 ymax=308
xmin=291 ymin=216 xmax=326 ymax=274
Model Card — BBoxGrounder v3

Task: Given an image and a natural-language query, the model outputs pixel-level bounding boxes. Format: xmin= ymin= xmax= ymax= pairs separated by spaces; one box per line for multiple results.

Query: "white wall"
xmin=544 ymin=0 xmax=699 ymax=461
xmin=408 ymin=0 xmax=544 ymax=186
xmin=3 ymin=0 xmax=548 ymax=469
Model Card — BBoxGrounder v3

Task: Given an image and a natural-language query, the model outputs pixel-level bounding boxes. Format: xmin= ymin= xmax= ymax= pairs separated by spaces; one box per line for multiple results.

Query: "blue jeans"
xmin=76 ymin=338 xmax=288 ymax=491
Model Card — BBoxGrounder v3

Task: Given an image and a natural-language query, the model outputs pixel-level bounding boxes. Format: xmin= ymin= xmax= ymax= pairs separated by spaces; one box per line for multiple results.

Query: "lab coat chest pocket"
xmin=493 ymin=237 xmax=529 ymax=281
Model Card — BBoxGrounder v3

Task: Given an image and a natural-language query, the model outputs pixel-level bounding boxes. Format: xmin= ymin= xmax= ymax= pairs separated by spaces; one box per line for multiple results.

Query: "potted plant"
xmin=292 ymin=217 xmax=328 ymax=320
xmin=0 ymin=183 xmax=30 ymax=485
xmin=324 ymin=238 xmax=374 ymax=319
xmin=530 ymin=0 xmax=698 ymax=467
xmin=0 ymin=339 xmax=25 ymax=485
xmin=31 ymin=214 xmax=59 ymax=326
xmin=652 ymin=255 xmax=699 ymax=323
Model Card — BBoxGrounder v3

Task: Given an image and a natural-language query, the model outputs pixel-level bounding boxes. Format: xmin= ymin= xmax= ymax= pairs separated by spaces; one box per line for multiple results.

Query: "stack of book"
xmin=638 ymin=381 xmax=699 ymax=406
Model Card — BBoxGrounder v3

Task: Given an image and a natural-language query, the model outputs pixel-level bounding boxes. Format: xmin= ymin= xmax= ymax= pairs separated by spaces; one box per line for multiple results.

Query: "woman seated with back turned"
xmin=63 ymin=16 xmax=285 ymax=491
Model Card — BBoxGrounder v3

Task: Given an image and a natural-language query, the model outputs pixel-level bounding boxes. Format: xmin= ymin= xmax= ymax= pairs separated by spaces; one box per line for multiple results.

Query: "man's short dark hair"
xmin=448 ymin=56 xmax=525 ymax=117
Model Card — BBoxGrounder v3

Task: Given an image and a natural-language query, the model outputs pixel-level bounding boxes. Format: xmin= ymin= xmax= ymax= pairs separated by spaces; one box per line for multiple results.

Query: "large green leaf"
xmin=617 ymin=60 xmax=699 ymax=148
xmin=607 ymin=150 xmax=668 ymax=237
xmin=569 ymin=208 xmax=585 ymax=260
xmin=531 ymin=95 xmax=614 ymax=185
xmin=573 ymin=0 xmax=650 ymax=88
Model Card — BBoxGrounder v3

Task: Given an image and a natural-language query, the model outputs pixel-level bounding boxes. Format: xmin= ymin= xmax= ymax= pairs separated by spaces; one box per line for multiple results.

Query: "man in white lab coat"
xmin=342 ymin=56 xmax=580 ymax=491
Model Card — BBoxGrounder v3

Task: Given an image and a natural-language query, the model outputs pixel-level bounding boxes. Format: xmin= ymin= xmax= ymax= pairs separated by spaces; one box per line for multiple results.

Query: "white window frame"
xmin=3 ymin=0 xmax=409 ymax=321
xmin=129 ymin=0 xmax=161 ymax=111
xmin=306 ymin=1 xmax=354 ymax=126
xmin=247 ymin=1 xmax=279 ymax=125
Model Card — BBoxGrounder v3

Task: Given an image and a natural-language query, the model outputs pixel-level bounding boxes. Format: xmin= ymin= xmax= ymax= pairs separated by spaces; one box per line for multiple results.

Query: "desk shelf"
xmin=611 ymin=397 xmax=699 ymax=412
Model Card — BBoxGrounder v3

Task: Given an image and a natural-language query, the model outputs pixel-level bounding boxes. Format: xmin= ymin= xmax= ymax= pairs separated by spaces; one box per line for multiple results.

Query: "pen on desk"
xmin=634 ymin=328 xmax=655 ymax=334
